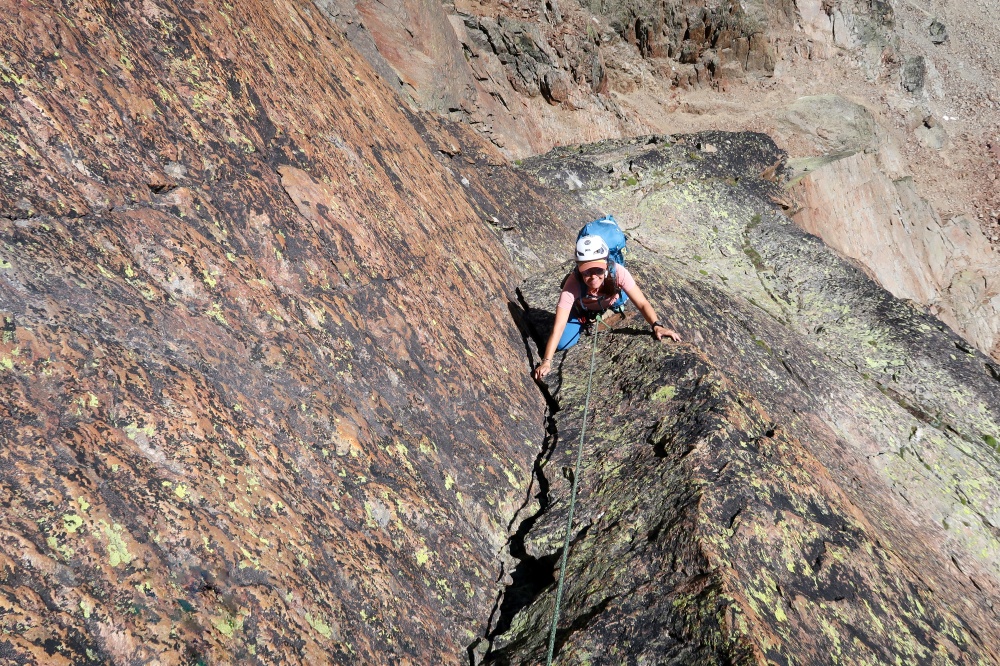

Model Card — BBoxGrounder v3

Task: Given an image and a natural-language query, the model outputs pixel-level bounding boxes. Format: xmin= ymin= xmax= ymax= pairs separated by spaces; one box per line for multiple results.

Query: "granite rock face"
xmin=2 ymin=1 xmax=1000 ymax=664
xmin=479 ymin=133 xmax=1000 ymax=663
xmin=784 ymin=95 xmax=1000 ymax=360
xmin=582 ymin=0 xmax=780 ymax=78
xmin=0 ymin=1 xmax=557 ymax=663
xmin=317 ymin=0 xmax=789 ymax=156
xmin=312 ymin=0 xmax=909 ymax=156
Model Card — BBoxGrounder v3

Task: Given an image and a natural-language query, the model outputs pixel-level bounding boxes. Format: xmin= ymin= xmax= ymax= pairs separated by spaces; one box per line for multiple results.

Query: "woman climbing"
xmin=533 ymin=234 xmax=681 ymax=380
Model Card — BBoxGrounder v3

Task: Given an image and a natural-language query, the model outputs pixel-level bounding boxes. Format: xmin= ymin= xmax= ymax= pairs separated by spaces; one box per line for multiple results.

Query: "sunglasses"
xmin=580 ymin=267 xmax=607 ymax=279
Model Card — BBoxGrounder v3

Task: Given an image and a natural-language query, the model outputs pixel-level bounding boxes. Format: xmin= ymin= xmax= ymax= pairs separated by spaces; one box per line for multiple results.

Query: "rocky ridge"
xmin=483 ymin=132 xmax=1000 ymax=664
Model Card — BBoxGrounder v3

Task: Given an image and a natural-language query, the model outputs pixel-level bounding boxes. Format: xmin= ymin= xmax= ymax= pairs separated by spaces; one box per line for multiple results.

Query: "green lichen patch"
xmin=305 ymin=612 xmax=335 ymax=639
xmin=63 ymin=513 xmax=84 ymax=533
xmin=98 ymin=521 xmax=133 ymax=568
xmin=213 ymin=610 xmax=244 ymax=638
xmin=124 ymin=421 xmax=155 ymax=441
xmin=650 ymin=385 xmax=677 ymax=402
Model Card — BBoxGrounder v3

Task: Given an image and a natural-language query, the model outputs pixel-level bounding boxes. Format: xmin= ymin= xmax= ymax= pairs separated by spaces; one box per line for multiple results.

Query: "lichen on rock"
xmin=481 ymin=132 xmax=1000 ymax=664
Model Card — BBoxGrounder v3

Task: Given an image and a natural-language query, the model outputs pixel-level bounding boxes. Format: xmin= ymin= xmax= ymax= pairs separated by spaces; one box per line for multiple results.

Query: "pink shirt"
xmin=558 ymin=263 xmax=635 ymax=312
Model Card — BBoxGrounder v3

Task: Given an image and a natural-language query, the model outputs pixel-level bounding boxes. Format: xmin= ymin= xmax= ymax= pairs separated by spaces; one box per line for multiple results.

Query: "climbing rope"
xmin=545 ymin=313 xmax=602 ymax=665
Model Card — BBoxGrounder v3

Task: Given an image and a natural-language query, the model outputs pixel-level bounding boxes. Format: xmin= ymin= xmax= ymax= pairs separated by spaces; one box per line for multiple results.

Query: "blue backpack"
xmin=576 ymin=215 xmax=628 ymax=313
xmin=578 ymin=215 xmax=627 ymax=266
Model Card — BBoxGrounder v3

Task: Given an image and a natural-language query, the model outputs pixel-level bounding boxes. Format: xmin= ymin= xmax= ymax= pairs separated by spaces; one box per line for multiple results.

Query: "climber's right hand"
xmin=533 ymin=358 xmax=552 ymax=381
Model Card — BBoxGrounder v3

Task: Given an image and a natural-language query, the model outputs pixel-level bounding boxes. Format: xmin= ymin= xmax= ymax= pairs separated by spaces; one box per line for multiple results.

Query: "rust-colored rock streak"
xmin=0 ymin=1 xmax=544 ymax=663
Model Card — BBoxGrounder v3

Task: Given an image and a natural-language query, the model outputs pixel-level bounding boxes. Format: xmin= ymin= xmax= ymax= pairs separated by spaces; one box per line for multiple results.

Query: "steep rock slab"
xmin=482 ymin=132 xmax=1000 ymax=663
xmin=405 ymin=113 xmax=590 ymax=275
xmin=773 ymin=94 xmax=1000 ymax=361
xmin=0 ymin=1 xmax=548 ymax=663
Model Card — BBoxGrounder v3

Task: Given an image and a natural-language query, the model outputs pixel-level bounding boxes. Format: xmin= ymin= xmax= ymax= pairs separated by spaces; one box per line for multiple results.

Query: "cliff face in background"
xmin=2 ymin=0 xmax=999 ymax=665
xmin=325 ymin=0 xmax=1000 ymax=360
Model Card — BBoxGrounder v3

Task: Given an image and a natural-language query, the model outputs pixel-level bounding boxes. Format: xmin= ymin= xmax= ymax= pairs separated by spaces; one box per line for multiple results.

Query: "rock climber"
xmin=533 ymin=235 xmax=681 ymax=380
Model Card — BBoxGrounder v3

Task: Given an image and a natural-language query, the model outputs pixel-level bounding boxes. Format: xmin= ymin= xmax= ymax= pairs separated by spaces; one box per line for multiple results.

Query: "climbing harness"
xmin=545 ymin=313 xmax=603 ymax=665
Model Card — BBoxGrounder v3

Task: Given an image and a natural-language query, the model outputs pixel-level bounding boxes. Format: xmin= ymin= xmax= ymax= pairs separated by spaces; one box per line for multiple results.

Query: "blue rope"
xmin=545 ymin=314 xmax=602 ymax=665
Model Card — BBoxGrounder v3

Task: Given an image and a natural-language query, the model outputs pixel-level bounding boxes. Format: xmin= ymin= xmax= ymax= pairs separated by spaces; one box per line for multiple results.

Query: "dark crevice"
xmin=651 ymin=430 xmax=675 ymax=458
xmin=147 ymin=182 xmax=177 ymax=194
xmin=781 ymin=359 xmax=809 ymax=389
xmin=468 ymin=295 xmax=566 ymax=664
xmin=727 ymin=506 xmax=743 ymax=530
xmin=508 ymin=294 xmax=558 ymax=413
xmin=471 ymin=405 xmax=560 ymax=663
xmin=1 ymin=211 xmax=35 ymax=221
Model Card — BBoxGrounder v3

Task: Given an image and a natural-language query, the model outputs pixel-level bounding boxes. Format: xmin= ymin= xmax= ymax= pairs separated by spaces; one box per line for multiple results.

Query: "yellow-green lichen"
xmin=504 ymin=468 xmax=520 ymax=488
xmin=99 ymin=521 xmax=133 ymax=567
xmin=47 ymin=535 xmax=74 ymax=559
xmin=305 ymin=612 xmax=334 ymax=638
xmin=63 ymin=514 xmax=84 ymax=533
xmin=205 ymin=302 xmax=228 ymax=325
xmin=651 ymin=385 xmax=677 ymax=401
xmin=124 ymin=421 xmax=155 ymax=441
xmin=213 ymin=610 xmax=244 ymax=637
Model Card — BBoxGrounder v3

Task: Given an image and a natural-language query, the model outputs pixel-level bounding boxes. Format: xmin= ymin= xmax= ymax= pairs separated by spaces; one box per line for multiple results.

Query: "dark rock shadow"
xmin=466 ymin=297 xmax=566 ymax=665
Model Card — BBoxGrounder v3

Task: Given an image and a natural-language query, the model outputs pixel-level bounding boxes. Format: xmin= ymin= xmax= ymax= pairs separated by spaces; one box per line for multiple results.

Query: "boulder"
xmin=541 ymin=69 xmax=573 ymax=104
xmin=929 ymin=18 xmax=948 ymax=44
xmin=901 ymin=54 xmax=926 ymax=92
xmin=777 ymin=94 xmax=877 ymax=154
xmin=915 ymin=122 xmax=948 ymax=150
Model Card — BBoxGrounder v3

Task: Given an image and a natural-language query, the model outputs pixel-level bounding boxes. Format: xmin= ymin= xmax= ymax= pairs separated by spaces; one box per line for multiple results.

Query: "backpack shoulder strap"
xmin=599 ymin=260 xmax=620 ymax=298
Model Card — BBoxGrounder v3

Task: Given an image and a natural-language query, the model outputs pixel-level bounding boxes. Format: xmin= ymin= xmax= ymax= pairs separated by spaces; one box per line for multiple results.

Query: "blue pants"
xmin=557 ymin=317 xmax=588 ymax=351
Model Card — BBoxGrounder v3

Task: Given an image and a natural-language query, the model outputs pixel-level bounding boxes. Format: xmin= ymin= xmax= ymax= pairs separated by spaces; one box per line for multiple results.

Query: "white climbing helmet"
xmin=575 ymin=235 xmax=609 ymax=263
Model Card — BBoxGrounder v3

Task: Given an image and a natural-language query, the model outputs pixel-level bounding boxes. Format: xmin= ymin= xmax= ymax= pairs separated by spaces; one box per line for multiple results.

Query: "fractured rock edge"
xmin=475 ymin=131 xmax=1000 ymax=664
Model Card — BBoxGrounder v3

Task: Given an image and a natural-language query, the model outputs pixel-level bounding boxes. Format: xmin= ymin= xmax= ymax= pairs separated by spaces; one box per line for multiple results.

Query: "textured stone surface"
xmin=902 ymin=55 xmax=926 ymax=92
xmin=3 ymin=0 xmax=1000 ymax=663
xmin=791 ymin=145 xmax=1000 ymax=359
xmin=0 ymin=1 xmax=553 ymax=663
xmin=480 ymin=132 xmax=1000 ymax=663
xmin=318 ymin=0 xmax=786 ymax=156
xmin=324 ymin=0 xmax=479 ymax=113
